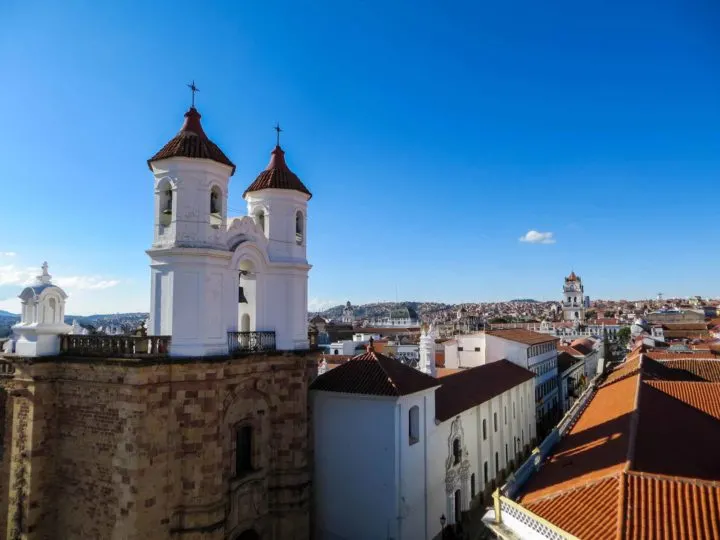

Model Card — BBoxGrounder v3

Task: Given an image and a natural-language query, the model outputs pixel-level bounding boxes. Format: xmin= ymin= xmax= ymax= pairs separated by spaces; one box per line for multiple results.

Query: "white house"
xmin=444 ymin=329 xmax=560 ymax=426
xmin=146 ymin=106 xmax=311 ymax=356
xmin=310 ymin=346 xmax=536 ymax=540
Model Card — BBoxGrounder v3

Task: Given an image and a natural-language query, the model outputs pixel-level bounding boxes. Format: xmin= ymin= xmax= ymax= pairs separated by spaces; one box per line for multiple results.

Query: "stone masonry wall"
xmin=0 ymin=352 xmax=316 ymax=540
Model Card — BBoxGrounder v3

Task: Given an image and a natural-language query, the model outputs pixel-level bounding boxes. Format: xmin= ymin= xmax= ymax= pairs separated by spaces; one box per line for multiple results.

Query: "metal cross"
xmin=187 ymin=80 xmax=199 ymax=108
xmin=274 ymin=122 xmax=283 ymax=146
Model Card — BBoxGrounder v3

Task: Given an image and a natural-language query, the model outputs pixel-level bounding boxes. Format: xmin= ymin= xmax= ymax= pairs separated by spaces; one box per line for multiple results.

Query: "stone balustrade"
xmin=60 ymin=334 xmax=171 ymax=357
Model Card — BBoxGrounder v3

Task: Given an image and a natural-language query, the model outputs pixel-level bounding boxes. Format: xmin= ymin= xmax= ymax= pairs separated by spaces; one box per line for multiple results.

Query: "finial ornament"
xmin=37 ymin=261 xmax=52 ymax=284
xmin=187 ymin=80 xmax=199 ymax=108
xmin=274 ymin=122 xmax=283 ymax=146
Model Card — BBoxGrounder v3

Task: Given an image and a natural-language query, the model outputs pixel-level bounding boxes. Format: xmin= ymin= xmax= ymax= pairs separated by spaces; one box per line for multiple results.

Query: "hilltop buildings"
xmin=0 ymin=106 xmax=315 ymax=539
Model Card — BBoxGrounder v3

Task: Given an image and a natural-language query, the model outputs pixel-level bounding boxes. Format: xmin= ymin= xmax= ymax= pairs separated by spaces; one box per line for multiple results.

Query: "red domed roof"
xmin=243 ymin=145 xmax=312 ymax=199
xmin=566 ymin=271 xmax=579 ymax=281
xmin=148 ymin=108 xmax=235 ymax=175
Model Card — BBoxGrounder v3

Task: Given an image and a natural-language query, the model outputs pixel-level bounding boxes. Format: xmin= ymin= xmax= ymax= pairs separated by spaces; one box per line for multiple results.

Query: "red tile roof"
xmin=516 ymin=355 xmax=720 ymax=538
xmin=148 ymin=107 xmax=235 ymax=174
xmin=659 ymin=359 xmax=720 ymax=382
xmin=624 ymin=472 xmax=720 ymax=539
xmin=243 ymin=145 xmax=312 ymax=199
xmin=526 ymin=471 xmax=720 ymax=540
xmin=435 ymin=360 xmax=534 ymax=422
xmin=310 ymin=349 xmax=438 ymax=396
xmin=485 ymin=329 xmax=559 ymax=346
xmin=524 ymin=475 xmax=621 ymax=540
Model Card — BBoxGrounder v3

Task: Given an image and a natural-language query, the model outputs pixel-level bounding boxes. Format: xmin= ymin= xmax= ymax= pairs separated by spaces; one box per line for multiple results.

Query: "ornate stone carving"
xmin=226 ymin=216 xmax=268 ymax=250
xmin=445 ymin=416 xmax=468 ymax=471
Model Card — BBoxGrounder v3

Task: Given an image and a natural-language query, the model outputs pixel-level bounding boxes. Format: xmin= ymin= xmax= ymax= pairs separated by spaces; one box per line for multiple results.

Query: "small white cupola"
xmin=12 ymin=262 xmax=72 ymax=356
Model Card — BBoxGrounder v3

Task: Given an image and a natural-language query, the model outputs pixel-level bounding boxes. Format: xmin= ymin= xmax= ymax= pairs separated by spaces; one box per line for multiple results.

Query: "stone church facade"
xmin=0 ymin=102 xmax=316 ymax=539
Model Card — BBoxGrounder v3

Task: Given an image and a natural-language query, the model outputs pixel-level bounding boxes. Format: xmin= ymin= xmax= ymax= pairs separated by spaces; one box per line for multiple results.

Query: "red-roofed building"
xmin=310 ymin=346 xmax=536 ymax=540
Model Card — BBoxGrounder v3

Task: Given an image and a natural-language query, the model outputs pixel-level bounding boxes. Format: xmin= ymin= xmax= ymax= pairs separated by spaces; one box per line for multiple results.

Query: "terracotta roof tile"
xmin=485 ymin=329 xmax=559 ymax=346
xmin=148 ymin=108 xmax=235 ymax=174
xmin=434 ymin=360 xmax=534 ymax=422
xmin=659 ymin=359 xmax=720 ymax=382
xmin=516 ymin=355 xmax=720 ymax=538
xmin=624 ymin=472 xmax=720 ymax=540
xmin=243 ymin=145 xmax=311 ymax=199
xmin=310 ymin=349 xmax=438 ymax=396
xmin=524 ymin=474 xmax=622 ymax=540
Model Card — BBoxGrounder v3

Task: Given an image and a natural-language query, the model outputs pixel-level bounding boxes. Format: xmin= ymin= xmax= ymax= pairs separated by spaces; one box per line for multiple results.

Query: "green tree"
xmin=489 ymin=317 xmax=509 ymax=324
xmin=603 ymin=310 xmax=614 ymax=318
xmin=603 ymin=328 xmax=614 ymax=364
xmin=616 ymin=326 xmax=631 ymax=349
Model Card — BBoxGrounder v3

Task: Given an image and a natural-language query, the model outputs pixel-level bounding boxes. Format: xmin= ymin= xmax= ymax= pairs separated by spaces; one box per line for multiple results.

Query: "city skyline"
xmin=2 ymin=1 xmax=719 ymax=314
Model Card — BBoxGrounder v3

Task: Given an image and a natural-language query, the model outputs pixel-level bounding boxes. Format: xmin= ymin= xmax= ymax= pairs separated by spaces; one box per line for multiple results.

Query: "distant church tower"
xmin=341 ymin=301 xmax=354 ymax=325
xmin=146 ymin=106 xmax=311 ymax=355
xmin=562 ymin=271 xmax=585 ymax=322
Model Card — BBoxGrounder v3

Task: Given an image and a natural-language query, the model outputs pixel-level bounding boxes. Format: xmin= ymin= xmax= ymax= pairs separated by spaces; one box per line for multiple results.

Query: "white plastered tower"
xmin=242 ymin=141 xmax=312 ymax=351
xmin=562 ymin=271 xmax=585 ymax=322
xmin=146 ymin=107 xmax=237 ymax=357
xmin=146 ymin=107 xmax=311 ymax=356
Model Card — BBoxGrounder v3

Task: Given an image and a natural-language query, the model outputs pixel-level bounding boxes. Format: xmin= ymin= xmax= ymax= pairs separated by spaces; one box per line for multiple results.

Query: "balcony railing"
xmin=60 ymin=335 xmax=171 ymax=358
xmin=227 ymin=331 xmax=276 ymax=354
xmin=489 ymin=491 xmax=579 ymax=540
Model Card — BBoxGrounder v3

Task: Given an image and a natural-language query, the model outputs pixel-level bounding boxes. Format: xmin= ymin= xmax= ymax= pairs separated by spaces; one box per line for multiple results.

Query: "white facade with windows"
xmin=146 ymin=107 xmax=311 ymax=356
xmin=311 ymin=355 xmax=536 ymax=540
xmin=444 ymin=331 xmax=560 ymax=422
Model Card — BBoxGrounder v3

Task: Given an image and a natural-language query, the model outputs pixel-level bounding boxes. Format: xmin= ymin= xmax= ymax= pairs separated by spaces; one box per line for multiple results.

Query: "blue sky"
xmin=1 ymin=1 xmax=719 ymax=314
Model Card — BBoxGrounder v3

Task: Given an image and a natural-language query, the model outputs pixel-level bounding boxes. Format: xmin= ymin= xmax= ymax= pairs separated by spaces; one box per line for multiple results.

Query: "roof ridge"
xmin=625 ymin=355 xmax=646 ymax=470
xmin=625 ymin=470 xmax=720 ymax=487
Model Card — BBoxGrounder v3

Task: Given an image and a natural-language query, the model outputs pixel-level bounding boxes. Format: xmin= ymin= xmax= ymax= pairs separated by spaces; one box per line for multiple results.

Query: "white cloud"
xmin=0 ymin=252 xmax=17 ymax=257
xmin=519 ymin=230 xmax=556 ymax=244
xmin=308 ymin=298 xmax=341 ymax=312
xmin=0 ymin=264 xmax=120 ymax=290
xmin=0 ymin=265 xmax=36 ymax=286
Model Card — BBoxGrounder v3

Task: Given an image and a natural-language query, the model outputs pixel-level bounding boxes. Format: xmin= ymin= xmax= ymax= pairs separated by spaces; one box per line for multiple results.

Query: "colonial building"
xmin=443 ymin=329 xmax=561 ymax=432
xmin=0 ymin=105 xmax=315 ymax=540
xmin=562 ymin=271 xmax=585 ymax=322
xmin=310 ymin=345 xmax=536 ymax=540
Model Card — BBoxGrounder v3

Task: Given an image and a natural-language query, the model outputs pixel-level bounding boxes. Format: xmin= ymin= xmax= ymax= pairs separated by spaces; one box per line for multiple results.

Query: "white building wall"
xmin=443 ymin=334 xmax=486 ymax=369
xmin=312 ymin=393 xmax=399 ymax=540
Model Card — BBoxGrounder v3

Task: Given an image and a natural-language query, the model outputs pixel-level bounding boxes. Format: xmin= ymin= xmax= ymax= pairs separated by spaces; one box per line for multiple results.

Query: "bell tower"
xmin=562 ymin=271 xmax=585 ymax=322
xmin=242 ymin=129 xmax=312 ymax=350
xmin=146 ymin=105 xmax=236 ymax=356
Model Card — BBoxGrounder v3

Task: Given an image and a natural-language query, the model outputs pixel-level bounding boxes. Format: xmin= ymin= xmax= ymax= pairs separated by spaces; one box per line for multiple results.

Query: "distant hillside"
xmin=509 ymin=299 xmax=539 ymax=303
xmin=0 ymin=312 xmax=149 ymax=338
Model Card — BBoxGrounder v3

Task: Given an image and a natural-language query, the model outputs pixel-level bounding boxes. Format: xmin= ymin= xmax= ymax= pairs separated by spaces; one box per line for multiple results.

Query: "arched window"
xmin=235 ymin=425 xmax=253 ymax=477
xmin=210 ymin=187 xmax=222 ymax=229
xmin=295 ymin=211 xmax=304 ymax=245
xmin=159 ymin=185 xmax=173 ymax=227
xmin=408 ymin=405 xmax=419 ymax=445
xmin=453 ymin=438 xmax=461 ymax=465
xmin=254 ymin=209 xmax=266 ymax=234
xmin=48 ymin=297 xmax=57 ymax=324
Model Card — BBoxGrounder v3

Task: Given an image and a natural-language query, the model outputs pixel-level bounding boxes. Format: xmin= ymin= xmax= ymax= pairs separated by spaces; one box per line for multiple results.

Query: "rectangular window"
xmin=482 ymin=418 xmax=487 ymax=440
xmin=458 ymin=346 xmax=464 ymax=351
xmin=493 ymin=412 xmax=498 ymax=432
xmin=235 ymin=425 xmax=253 ymax=476
xmin=474 ymin=347 xmax=481 ymax=352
